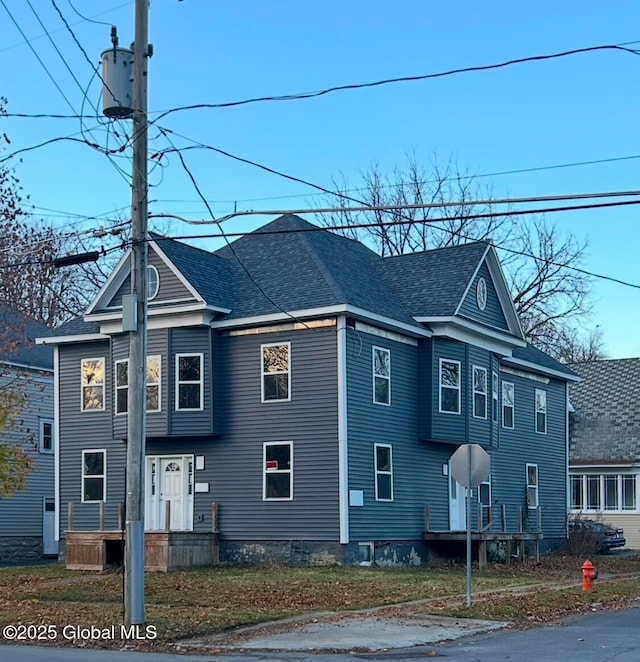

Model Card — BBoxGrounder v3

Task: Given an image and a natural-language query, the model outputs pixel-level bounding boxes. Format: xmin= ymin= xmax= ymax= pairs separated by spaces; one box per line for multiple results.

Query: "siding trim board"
xmin=54 ymin=346 xmax=60 ymax=542
xmin=338 ymin=315 xmax=350 ymax=544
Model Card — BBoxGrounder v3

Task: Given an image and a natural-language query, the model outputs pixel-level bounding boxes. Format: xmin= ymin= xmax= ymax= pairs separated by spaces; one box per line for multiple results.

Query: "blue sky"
xmin=1 ymin=0 xmax=639 ymax=357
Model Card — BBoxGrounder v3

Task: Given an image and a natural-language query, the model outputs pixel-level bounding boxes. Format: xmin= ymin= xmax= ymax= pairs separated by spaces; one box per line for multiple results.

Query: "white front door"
xmin=449 ymin=465 xmax=467 ymax=531
xmin=42 ymin=498 xmax=58 ymax=556
xmin=145 ymin=455 xmax=193 ymax=531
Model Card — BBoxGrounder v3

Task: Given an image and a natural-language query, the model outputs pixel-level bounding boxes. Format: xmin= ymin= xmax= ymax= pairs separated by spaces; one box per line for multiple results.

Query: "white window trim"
xmin=39 ymin=419 xmax=54 ymax=454
xmin=374 ymin=443 xmax=394 ymax=502
xmin=492 ymin=370 xmax=499 ymax=424
xmin=472 ymin=365 xmax=488 ymax=419
xmin=502 ymin=381 xmax=515 ymax=429
xmin=147 ymin=264 xmax=160 ymax=301
xmin=569 ymin=473 xmax=639 ymax=514
xmin=439 ymin=358 xmax=461 ymax=415
xmin=80 ymin=357 xmax=105 ymax=412
xmin=115 ymin=356 xmax=162 ymax=414
xmin=81 ymin=449 xmax=106 ymax=503
xmin=175 ymin=353 xmax=204 ymax=412
xmin=526 ymin=463 xmax=539 ymax=509
xmin=478 ymin=473 xmax=492 ymax=505
xmin=535 ymin=388 xmax=547 ymax=434
xmin=147 ymin=355 xmax=161 ymax=413
xmin=260 ymin=342 xmax=291 ymax=403
xmin=263 ymin=441 xmax=293 ymax=501
xmin=114 ymin=358 xmax=128 ymax=416
xmin=372 ymin=345 xmax=391 ymax=406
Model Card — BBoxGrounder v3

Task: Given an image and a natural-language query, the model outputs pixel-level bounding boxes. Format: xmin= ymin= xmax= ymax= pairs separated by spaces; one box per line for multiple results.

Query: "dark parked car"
xmin=569 ymin=519 xmax=626 ymax=552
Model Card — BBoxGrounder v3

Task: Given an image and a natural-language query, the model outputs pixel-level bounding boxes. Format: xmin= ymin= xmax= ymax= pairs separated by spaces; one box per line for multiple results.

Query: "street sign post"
xmin=449 ymin=444 xmax=491 ymax=607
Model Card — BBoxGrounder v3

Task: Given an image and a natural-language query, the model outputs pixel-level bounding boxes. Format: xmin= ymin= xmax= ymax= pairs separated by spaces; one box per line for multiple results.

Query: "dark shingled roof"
xmin=44 ymin=215 xmax=573 ymax=382
xmin=510 ymin=344 xmax=580 ymax=379
xmin=214 ymin=215 xmax=420 ymax=327
xmin=569 ymin=358 xmax=640 ymax=463
xmin=375 ymin=241 xmax=489 ymax=317
xmin=0 ymin=307 xmax=53 ymax=370
xmin=151 ymin=232 xmax=233 ymax=310
xmin=53 ymin=317 xmax=102 ymax=337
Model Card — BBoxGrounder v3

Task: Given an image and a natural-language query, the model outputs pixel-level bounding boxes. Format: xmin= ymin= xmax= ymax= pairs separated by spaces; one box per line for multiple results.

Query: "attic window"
xmin=476 ymin=277 xmax=487 ymax=311
xmin=147 ymin=265 xmax=159 ymax=301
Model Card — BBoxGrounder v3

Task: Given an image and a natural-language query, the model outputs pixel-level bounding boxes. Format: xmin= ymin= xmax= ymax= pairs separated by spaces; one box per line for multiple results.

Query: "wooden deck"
xmin=423 ymin=504 xmax=543 ymax=568
xmin=65 ymin=501 xmax=220 ymax=572
xmin=65 ymin=530 xmax=220 ymax=571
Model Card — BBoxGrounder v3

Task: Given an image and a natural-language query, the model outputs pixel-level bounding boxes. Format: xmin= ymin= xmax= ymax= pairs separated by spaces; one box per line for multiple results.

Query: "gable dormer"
xmin=457 ymin=256 xmax=509 ymax=332
xmin=84 ymin=236 xmax=231 ymax=334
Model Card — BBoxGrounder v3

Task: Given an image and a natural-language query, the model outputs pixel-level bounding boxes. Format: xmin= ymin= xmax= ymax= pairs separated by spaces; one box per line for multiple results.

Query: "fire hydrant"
xmin=582 ymin=559 xmax=598 ymax=592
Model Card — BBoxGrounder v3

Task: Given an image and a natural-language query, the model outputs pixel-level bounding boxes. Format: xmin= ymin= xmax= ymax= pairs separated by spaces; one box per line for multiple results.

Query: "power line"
xmin=0 ymin=1 xmax=131 ymax=55
xmin=150 ymin=189 xmax=640 ymax=225
xmin=157 ymin=127 xmax=312 ymax=329
xmin=149 ymin=200 xmax=640 ymax=290
xmin=148 ymin=42 xmax=640 ymax=126
xmin=67 ymin=0 xmax=118 ymax=27
xmin=0 ymin=0 xmax=78 ymax=117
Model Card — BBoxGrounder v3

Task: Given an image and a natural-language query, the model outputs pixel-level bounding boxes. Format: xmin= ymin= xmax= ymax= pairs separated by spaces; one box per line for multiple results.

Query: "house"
xmin=569 ymin=358 xmax=640 ymax=548
xmin=38 ymin=214 xmax=578 ymax=568
xmin=0 ymin=309 xmax=55 ymax=562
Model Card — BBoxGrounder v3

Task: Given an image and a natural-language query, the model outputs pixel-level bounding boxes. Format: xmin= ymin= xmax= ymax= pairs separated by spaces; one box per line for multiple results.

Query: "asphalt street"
xmin=1 ymin=606 xmax=639 ymax=661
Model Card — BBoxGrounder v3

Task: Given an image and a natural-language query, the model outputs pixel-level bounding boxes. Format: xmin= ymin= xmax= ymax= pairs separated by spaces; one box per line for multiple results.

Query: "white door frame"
xmin=145 ymin=454 xmax=194 ymax=531
xmin=42 ymin=497 xmax=58 ymax=556
xmin=448 ymin=462 xmax=467 ymax=531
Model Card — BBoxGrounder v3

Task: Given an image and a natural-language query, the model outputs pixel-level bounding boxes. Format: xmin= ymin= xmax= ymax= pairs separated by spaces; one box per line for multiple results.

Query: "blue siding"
xmin=346 ymin=328 xmax=426 ymax=541
xmin=102 ymin=250 xmax=196 ymax=312
xmin=0 ymin=370 xmax=54 ymax=539
xmin=490 ymin=372 xmax=567 ymax=540
xmin=59 ymin=341 xmax=126 ymax=533
xmin=417 ymin=340 xmax=432 ymax=440
xmin=112 ymin=329 xmax=170 ymax=440
xmin=212 ymin=326 xmax=340 ymax=540
xmin=169 ymin=327 xmax=213 ymax=436
xmin=467 ymin=345 xmax=493 ymax=448
xmin=458 ymin=261 xmax=508 ymax=331
xmin=431 ymin=338 xmax=466 ymax=443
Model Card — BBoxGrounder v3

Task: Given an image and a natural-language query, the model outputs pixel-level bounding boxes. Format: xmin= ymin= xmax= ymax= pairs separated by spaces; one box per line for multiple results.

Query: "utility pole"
xmin=125 ymin=0 xmax=149 ymax=626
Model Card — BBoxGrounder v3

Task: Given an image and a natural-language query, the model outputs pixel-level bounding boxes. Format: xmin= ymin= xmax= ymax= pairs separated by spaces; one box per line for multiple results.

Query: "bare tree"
xmin=318 ymin=154 xmax=595 ymax=354
xmin=552 ymin=326 xmax=607 ymax=365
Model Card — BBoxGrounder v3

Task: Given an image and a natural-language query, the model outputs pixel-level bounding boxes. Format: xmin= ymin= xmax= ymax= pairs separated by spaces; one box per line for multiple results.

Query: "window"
xmin=372 ymin=346 xmax=391 ymax=405
xmin=82 ymin=450 xmax=106 ymax=502
xmin=570 ymin=475 xmax=583 ymax=509
xmin=439 ymin=359 xmax=461 ymax=414
xmin=478 ymin=474 xmax=491 ymax=507
xmin=535 ymin=389 xmax=547 ymax=434
xmin=492 ymin=371 xmax=499 ymax=423
xmin=115 ymin=359 xmax=128 ymax=414
xmin=526 ymin=464 xmax=538 ymax=508
xmin=39 ymin=419 xmax=54 ymax=453
xmin=472 ymin=366 xmax=487 ymax=419
xmin=115 ymin=356 xmax=161 ymax=414
xmin=147 ymin=264 xmax=159 ymax=300
xmin=502 ymin=381 xmax=514 ymax=429
xmin=261 ymin=343 xmax=290 ymax=402
xmin=263 ymin=442 xmax=292 ymax=500
xmin=81 ymin=358 xmax=105 ymax=411
xmin=374 ymin=443 xmax=393 ymax=501
xmin=570 ymin=474 xmax=638 ymax=512
xmin=176 ymin=353 xmax=203 ymax=411
xmin=146 ymin=356 xmax=160 ymax=411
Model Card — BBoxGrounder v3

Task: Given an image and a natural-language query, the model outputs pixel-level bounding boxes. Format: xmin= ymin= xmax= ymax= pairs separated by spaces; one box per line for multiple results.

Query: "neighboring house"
xmin=39 ymin=214 xmax=578 ymax=567
xmin=569 ymin=358 xmax=640 ymax=549
xmin=0 ymin=309 xmax=55 ymax=562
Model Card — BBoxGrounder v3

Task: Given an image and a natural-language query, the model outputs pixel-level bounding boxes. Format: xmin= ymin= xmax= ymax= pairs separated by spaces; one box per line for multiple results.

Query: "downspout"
xmin=337 ymin=316 xmax=349 ymax=544
xmin=54 ymin=346 xmax=60 ymax=543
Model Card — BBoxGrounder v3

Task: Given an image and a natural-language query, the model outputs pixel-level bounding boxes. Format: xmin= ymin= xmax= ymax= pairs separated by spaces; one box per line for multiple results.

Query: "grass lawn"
xmin=0 ymin=554 xmax=639 ymax=652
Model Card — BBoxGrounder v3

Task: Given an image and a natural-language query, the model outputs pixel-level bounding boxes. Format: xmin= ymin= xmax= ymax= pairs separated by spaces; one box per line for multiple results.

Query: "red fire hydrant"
xmin=582 ymin=560 xmax=597 ymax=592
